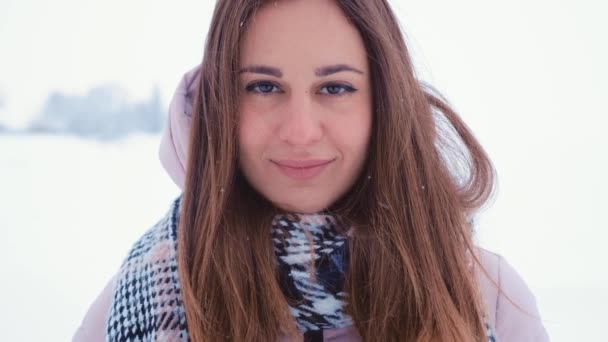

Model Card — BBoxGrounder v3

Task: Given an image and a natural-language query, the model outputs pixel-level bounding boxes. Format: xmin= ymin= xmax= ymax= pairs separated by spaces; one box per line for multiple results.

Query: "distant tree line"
xmin=27 ymin=84 xmax=165 ymax=140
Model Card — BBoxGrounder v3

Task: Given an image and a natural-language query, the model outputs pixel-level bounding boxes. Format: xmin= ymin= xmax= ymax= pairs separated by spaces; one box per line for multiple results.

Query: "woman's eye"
xmin=245 ymin=81 xmax=281 ymax=94
xmin=244 ymin=82 xmax=356 ymax=96
xmin=319 ymin=83 xmax=357 ymax=96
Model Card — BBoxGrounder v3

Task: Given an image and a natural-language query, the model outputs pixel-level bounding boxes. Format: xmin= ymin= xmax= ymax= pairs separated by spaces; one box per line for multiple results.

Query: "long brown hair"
xmin=178 ymin=0 xmax=496 ymax=341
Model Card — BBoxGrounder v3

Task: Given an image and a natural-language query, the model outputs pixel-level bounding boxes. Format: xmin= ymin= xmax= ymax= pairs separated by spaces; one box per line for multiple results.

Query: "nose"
xmin=277 ymin=94 xmax=323 ymax=146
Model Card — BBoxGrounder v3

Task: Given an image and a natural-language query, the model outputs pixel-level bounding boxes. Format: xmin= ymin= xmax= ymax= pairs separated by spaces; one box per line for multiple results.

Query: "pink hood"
xmin=159 ymin=65 xmax=201 ymax=189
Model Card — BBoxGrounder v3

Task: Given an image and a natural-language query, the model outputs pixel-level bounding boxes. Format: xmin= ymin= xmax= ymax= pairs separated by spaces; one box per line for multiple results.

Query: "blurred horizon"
xmin=0 ymin=83 xmax=165 ymax=139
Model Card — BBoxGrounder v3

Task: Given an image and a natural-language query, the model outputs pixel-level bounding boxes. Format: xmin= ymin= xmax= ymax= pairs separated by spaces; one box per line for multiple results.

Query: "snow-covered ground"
xmin=0 ymin=134 xmax=180 ymax=341
xmin=0 ymin=134 xmax=604 ymax=341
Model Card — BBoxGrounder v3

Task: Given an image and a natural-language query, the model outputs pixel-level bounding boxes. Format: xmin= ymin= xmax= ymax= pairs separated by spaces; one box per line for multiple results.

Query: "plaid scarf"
xmin=106 ymin=196 xmax=496 ymax=341
xmin=271 ymin=212 xmax=497 ymax=342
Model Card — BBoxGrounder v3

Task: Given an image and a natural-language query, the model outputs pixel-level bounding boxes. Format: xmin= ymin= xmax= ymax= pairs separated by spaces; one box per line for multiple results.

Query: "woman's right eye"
xmin=245 ymin=81 xmax=282 ymax=95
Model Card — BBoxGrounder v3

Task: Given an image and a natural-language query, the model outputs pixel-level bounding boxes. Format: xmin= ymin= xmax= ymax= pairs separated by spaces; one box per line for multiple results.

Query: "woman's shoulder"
xmin=72 ymin=195 xmax=185 ymax=342
xmin=474 ymin=248 xmax=550 ymax=341
xmin=72 ymin=273 xmax=118 ymax=342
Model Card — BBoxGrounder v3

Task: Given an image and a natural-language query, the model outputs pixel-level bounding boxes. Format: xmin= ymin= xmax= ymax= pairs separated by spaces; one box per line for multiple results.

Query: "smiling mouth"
xmin=271 ymin=158 xmax=335 ymax=180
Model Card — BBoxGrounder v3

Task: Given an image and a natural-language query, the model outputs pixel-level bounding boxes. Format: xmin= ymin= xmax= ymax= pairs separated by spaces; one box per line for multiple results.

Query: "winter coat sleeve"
xmin=476 ymin=248 xmax=550 ymax=341
xmin=72 ymin=274 xmax=117 ymax=342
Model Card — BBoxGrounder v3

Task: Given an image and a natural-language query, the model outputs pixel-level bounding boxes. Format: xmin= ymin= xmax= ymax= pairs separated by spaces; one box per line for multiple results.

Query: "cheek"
xmin=238 ymin=111 xmax=257 ymax=161
xmin=331 ymin=102 xmax=372 ymax=157
xmin=238 ymin=108 xmax=272 ymax=165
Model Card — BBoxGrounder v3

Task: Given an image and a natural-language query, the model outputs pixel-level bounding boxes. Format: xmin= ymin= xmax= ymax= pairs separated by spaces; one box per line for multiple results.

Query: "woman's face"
xmin=238 ymin=0 xmax=372 ymax=213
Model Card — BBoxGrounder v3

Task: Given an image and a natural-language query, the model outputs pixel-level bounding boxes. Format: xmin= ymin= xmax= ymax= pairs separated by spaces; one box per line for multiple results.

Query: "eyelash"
xmin=245 ymin=81 xmax=357 ymax=96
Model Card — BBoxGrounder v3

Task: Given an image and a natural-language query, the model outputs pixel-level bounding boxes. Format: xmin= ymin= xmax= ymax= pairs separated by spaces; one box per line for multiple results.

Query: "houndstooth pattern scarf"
xmin=105 ymin=196 xmax=497 ymax=341
xmin=271 ymin=213 xmax=496 ymax=342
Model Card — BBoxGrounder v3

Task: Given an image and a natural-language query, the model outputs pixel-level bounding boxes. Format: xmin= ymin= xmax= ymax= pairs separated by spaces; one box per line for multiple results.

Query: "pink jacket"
xmin=72 ymin=67 xmax=549 ymax=341
xmin=72 ymin=248 xmax=549 ymax=341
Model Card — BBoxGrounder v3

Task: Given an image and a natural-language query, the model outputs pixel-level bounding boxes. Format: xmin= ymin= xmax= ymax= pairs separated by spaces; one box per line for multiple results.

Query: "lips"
xmin=273 ymin=159 xmax=334 ymax=168
xmin=271 ymin=158 xmax=335 ymax=180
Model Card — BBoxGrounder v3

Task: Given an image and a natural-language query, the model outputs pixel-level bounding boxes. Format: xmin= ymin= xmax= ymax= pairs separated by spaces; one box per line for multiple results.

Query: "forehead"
xmin=239 ymin=0 xmax=368 ymax=72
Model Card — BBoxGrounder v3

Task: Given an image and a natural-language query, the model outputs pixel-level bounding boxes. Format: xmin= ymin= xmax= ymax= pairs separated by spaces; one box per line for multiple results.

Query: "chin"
xmin=274 ymin=198 xmax=330 ymax=214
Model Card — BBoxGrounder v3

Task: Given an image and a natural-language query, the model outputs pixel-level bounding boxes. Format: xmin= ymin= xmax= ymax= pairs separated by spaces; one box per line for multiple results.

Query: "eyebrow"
xmin=315 ymin=64 xmax=364 ymax=77
xmin=238 ymin=65 xmax=283 ymax=77
xmin=238 ymin=64 xmax=364 ymax=78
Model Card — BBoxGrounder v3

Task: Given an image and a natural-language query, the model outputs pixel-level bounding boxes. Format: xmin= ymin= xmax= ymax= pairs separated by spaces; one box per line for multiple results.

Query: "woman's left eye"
xmin=319 ymin=83 xmax=357 ymax=96
xmin=245 ymin=81 xmax=282 ymax=95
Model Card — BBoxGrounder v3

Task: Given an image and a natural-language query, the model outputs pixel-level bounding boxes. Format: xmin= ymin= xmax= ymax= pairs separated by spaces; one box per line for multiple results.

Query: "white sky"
xmin=0 ymin=0 xmax=606 ymax=128
xmin=0 ymin=0 xmax=214 ymax=126
xmin=0 ymin=0 xmax=607 ymax=340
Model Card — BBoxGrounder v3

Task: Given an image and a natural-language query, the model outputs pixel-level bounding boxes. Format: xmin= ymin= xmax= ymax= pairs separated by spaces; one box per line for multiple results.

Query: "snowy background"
xmin=1 ymin=0 xmax=606 ymax=341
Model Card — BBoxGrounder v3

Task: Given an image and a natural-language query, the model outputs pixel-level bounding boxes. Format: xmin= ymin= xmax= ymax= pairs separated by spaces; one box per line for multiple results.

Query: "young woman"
xmin=73 ymin=0 xmax=549 ymax=341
